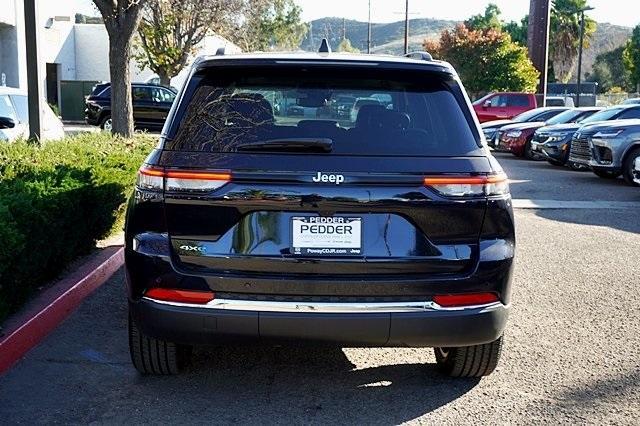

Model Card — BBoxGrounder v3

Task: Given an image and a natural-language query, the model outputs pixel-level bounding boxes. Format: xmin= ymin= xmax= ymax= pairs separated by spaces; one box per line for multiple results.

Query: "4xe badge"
xmin=179 ymin=244 xmax=206 ymax=254
xmin=312 ymin=172 xmax=344 ymax=185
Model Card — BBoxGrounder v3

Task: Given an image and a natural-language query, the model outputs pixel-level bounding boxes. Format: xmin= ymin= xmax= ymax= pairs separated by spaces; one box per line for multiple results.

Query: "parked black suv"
xmin=85 ymin=82 xmax=177 ymax=131
xmin=125 ymin=50 xmax=515 ymax=378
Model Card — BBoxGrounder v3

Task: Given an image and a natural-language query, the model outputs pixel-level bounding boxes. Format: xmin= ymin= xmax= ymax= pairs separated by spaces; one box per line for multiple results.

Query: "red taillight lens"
xmin=423 ymin=173 xmax=509 ymax=197
xmin=136 ymin=166 xmax=231 ymax=192
xmin=145 ymin=288 xmax=215 ymax=304
xmin=433 ymin=292 xmax=499 ymax=307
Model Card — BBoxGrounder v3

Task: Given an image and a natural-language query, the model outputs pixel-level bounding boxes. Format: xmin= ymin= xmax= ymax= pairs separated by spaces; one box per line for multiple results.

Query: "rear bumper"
xmin=130 ymin=298 xmax=509 ymax=347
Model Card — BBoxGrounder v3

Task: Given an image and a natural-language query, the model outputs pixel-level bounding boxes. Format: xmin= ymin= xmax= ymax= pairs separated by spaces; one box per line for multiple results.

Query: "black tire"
xmin=622 ymin=147 xmax=640 ymax=186
xmin=523 ymin=140 xmax=536 ymax=160
xmin=593 ymin=169 xmax=621 ymax=179
xmin=99 ymin=114 xmax=112 ymax=131
xmin=129 ymin=314 xmax=191 ymax=375
xmin=434 ymin=335 xmax=503 ymax=377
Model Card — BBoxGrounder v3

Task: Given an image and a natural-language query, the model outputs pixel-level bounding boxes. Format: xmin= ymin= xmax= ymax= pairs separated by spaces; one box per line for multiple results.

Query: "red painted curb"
xmin=0 ymin=246 xmax=124 ymax=375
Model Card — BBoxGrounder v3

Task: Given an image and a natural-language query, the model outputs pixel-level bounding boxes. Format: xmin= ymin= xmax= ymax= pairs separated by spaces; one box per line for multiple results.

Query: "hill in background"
xmin=300 ymin=17 xmax=632 ymax=81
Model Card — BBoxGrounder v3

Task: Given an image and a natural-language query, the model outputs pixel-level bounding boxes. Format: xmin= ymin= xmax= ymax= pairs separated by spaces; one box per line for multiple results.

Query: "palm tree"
xmin=549 ymin=0 xmax=596 ymax=83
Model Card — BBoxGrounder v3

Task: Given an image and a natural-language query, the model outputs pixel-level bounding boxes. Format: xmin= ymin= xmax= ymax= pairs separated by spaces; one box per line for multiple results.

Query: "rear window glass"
xmin=507 ymin=95 xmax=529 ymax=107
xmin=165 ymin=66 xmax=481 ymax=156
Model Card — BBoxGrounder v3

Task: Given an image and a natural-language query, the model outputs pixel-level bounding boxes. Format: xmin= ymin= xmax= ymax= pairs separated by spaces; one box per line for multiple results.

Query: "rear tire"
xmin=593 ymin=169 xmax=621 ymax=179
xmin=129 ymin=314 xmax=191 ymax=375
xmin=622 ymin=147 xmax=640 ymax=186
xmin=100 ymin=115 xmax=112 ymax=131
xmin=434 ymin=335 xmax=503 ymax=377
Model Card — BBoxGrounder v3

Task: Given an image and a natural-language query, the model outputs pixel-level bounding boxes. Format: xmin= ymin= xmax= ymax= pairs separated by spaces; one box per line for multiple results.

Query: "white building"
xmin=0 ymin=0 xmax=240 ymax=120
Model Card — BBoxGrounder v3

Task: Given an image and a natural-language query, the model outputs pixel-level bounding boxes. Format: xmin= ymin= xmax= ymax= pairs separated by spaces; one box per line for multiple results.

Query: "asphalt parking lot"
xmin=1 ymin=154 xmax=639 ymax=424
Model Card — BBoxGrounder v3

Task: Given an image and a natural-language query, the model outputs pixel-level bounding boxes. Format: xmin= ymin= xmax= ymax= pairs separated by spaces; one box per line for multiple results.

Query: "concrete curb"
xmin=0 ymin=246 xmax=124 ymax=375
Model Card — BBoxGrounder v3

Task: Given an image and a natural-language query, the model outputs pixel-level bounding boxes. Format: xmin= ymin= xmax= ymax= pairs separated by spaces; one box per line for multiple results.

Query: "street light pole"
xmin=367 ymin=0 xmax=371 ymax=53
xmin=404 ymin=0 xmax=409 ymax=54
xmin=575 ymin=6 xmax=594 ymax=107
xmin=24 ymin=0 xmax=42 ymax=141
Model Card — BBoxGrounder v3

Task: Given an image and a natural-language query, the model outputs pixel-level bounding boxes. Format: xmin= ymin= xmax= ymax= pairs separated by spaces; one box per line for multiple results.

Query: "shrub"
xmin=0 ymin=133 xmax=155 ymax=323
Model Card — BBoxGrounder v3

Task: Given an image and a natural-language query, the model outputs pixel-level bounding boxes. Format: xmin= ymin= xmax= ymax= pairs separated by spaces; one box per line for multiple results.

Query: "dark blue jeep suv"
xmin=125 ymin=49 xmax=515 ymax=377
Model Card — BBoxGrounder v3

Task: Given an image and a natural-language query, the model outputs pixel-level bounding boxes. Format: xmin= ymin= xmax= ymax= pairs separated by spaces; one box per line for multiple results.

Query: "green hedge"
xmin=0 ymin=133 xmax=155 ymax=323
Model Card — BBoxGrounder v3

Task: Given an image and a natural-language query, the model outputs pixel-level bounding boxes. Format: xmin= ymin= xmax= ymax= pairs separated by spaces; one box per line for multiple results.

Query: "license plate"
xmin=291 ymin=217 xmax=362 ymax=256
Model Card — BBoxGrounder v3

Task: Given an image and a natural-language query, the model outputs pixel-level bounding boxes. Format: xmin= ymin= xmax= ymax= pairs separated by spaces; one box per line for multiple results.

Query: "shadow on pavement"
xmin=533 ymin=208 xmax=640 ymax=235
xmin=132 ymin=344 xmax=481 ymax=424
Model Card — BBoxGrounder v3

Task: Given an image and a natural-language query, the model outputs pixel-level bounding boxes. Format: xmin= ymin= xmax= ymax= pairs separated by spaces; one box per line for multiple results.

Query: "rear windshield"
xmin=165 ymin=65 xmax=481 ymax=156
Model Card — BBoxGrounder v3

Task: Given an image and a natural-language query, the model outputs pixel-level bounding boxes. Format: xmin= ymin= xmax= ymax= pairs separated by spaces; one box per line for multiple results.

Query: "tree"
xmin=549 ymin=0 xmax=596 ymax=83
xmin=234 ymin=0 xmax=308 ymax=52
xmin=503 ymin=16 xmax=528 ymax=46
xmin=587 ymin=46 xmax=633 ymax=93
xmin=93 ymin=0 xmax=146 ymax=137
xmin=623 ymin=24 xmax=640 ymax=92
xmin=424 ymin=25 xmax=539 ymax=97
xmin=337 ymin=38 xmax=359 ymax=53
xmin=135 ymin=0 xmax=243 ymax=86
xmin=464 ymin=3 xmax=502 ymax=31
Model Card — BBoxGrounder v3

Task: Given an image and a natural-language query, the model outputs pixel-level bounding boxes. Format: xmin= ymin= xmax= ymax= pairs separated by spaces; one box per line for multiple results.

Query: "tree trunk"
xmin=108 ymin=35 xmax=134 ymax=137
xmin=158 ymin=70 xmax=171 ymax=87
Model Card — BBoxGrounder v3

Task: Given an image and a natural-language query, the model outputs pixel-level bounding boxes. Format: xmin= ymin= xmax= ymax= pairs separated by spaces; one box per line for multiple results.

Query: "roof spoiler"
xmin=404 ymin=51 xmax=433 ymax=61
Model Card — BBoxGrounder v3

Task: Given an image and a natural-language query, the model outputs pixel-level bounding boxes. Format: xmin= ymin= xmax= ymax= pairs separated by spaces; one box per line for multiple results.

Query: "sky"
xmin=294 ymin=0 xmax=639 ymax=27
xmin=71 ymin=0 xmax=639 ymax=28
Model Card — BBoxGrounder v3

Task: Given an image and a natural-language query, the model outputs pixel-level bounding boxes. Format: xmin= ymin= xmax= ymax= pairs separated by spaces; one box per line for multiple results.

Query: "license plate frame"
xmin=291 ymin=216 xmax=362 ymax=256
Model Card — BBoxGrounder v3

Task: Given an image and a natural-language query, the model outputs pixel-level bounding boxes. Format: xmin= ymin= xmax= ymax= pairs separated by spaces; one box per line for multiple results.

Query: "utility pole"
xmin=575 ymin=7 xmax=594 ymax=107
xmin=527 ymin=0 xmax=551 ymax=106
xmin=344 ymin=18 xmax=349 ymax=42
xmin=367 ymin=0 xmax=371 ymax=53
xmin=24 ymin=0 xmax=42 ymax=141
xmin=404 ymin=0 xmax=409 ymax=54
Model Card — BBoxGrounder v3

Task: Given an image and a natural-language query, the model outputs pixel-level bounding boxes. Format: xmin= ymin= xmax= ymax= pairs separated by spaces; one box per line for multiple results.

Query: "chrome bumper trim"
xmin=141 ymin=297 xmax=504 ymax=313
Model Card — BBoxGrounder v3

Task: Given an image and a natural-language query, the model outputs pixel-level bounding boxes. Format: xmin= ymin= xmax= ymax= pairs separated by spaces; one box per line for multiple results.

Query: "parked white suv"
xmin=634 ymin=156 xmax=640 ymax=185
xmin=0 ymin=87 xmax=65 ymax=142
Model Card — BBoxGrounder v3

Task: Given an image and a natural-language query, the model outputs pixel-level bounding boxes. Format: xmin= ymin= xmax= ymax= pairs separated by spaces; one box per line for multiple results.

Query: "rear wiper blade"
xmin=236 ymin=138 xmax=333 ymax=153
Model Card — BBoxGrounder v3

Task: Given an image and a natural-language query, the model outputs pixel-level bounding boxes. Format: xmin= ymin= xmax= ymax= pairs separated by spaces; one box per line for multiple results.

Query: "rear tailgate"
xmin=160 ymin=152 xmax=491 ymax=279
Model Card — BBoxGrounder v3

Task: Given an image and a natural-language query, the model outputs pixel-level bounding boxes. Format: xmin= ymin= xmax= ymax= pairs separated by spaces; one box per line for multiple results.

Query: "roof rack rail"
xmin=215 ymin=46 xmax=225 ymax=56
xmin=318 ymin=38 xmax=331 ymax=54
xmin=404 ymin=51 xmax=433 ymax=61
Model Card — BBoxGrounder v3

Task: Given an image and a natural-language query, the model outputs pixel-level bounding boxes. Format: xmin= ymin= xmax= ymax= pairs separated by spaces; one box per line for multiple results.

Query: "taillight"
xmin=145 ymin=288 xmax=215 ymax=304
xmin=423 ymin=173 xmax=509 ymax=197
xmin=433 ymin=292 xmax=499 ymax=307
xmin=137 ymin=166 xmax=231 ymax=192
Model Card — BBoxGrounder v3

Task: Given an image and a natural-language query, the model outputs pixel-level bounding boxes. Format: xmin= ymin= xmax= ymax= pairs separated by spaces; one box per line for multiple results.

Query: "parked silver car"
xmin=0 ymin=87 xmax=65 ymax=142
xmin=569 ymin=118 xmax=640 ymax=186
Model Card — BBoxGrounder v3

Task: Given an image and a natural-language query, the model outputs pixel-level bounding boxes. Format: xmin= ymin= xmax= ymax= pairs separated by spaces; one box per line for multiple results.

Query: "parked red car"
xmin=495 ymin=107 xmax=569 ymax=158
xmin=473 ymin=92 xmax=537 ymax=123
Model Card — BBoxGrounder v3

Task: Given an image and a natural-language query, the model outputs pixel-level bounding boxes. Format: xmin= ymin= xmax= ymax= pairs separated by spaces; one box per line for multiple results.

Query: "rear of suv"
xmin=125 ymin=51 xmax=515 ymax=378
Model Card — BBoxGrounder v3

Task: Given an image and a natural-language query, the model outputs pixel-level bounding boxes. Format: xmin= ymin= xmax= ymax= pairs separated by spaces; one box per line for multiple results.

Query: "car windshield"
xmin=580 ymin=108 xmax=623 ymax=124
xmin=513 ymin=109 xmax=545 ymax=122
xmin=545 ymin=109 xmax=585 ymax=125
xmin=167 ymin=66 xmax=481 ymax=156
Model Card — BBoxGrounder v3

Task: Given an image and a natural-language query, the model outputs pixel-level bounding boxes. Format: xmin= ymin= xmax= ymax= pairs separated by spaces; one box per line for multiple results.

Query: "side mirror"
xmin=483 ymin=100 xmax=493 ymax=108
xmin=0 ymin=116 xmax=16 ymax=129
